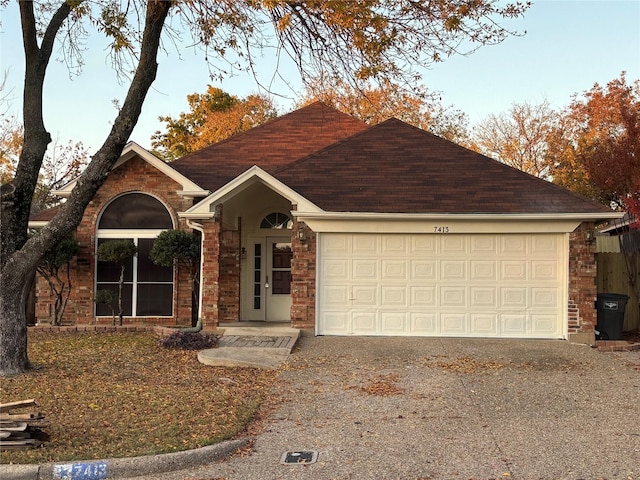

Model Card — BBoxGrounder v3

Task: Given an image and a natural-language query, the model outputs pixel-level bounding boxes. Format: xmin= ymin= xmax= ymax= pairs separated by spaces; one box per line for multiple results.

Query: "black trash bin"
xmin=596 ymin=293 xmax=629 ymax=340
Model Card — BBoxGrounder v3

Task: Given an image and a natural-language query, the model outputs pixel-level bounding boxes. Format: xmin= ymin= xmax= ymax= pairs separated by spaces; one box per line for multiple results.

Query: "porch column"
xmin=568 ymin=221 xmax=598 ymax=345
xmin=200 ymin=218 xmax=221 ymax=329
xmin=291 ymin=219 xmax=316 ymax=329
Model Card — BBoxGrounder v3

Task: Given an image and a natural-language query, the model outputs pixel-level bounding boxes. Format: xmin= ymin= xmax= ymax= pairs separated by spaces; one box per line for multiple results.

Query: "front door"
xmin=246 ymin=236 xmax=292 ymax=321
xmin=265 ymin=237 xmax=293 ymax=321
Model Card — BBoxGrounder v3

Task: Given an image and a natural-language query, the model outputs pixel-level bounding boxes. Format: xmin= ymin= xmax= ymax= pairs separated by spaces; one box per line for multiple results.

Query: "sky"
xmin=1 ymin=1 xmax=639 ymax=154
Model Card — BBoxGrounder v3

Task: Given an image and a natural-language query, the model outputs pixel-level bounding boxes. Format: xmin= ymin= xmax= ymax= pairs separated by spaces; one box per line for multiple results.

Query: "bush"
xmin=159 ymin=331 xmax=218 ymax=350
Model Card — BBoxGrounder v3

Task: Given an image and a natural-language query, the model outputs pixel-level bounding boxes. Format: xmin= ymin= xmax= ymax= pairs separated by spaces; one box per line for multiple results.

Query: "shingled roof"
xmin=272 ymin=118 xmax=614 ymax=215
xmin=171 ymin=101 xmax=368 ymax=192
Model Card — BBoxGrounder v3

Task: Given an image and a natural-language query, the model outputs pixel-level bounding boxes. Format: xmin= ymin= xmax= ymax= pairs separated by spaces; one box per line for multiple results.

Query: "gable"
xmin=273 ymin=119 xmax=617 ymax=216
xmin=53 ymin=142 xmax=208 ymax=199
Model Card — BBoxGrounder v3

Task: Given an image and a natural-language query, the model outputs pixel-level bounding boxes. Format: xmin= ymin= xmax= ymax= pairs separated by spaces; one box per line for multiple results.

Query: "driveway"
xmin=135 ymin=336 xmax=639 ymax=479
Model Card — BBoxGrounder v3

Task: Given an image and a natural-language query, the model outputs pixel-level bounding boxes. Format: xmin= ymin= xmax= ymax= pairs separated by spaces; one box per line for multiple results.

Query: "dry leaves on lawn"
xmin=0 ymin=332 xmax=278 ymax=464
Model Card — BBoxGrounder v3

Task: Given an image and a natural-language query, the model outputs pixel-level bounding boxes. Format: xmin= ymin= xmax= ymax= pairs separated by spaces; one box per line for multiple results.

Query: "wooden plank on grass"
xmin=0 ymin=399 xmax=36 ymax=412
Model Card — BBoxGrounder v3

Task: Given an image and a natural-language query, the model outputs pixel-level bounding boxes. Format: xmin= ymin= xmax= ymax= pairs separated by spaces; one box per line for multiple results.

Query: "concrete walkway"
xmin=198 ymin=323 xmax=301 ymax=369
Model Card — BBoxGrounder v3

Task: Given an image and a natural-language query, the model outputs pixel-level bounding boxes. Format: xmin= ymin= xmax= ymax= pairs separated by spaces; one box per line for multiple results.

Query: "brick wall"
xmin=291 ymin=220 xmax=316 ymax=329
xmin=200 ymin=218 xmax=220 ymax=328
xmin=218 ymin=227 xmax=241 ymax=323
xmin=35 ymin=155 xmax=195 ymax=326
xmin=568 ymin=221 xmax=598 ymax=344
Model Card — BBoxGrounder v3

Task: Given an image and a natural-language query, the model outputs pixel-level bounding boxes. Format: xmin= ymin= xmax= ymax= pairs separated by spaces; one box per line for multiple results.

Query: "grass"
xmin=0 ymin=331 xmax=279 ymax=464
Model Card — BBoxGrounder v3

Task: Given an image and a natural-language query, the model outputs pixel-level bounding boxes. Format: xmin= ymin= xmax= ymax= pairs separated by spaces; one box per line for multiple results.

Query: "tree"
xmin=149 ymin=230 xmax=201 ymax=326
xmin=151 ymin=87 xmax=278 ymax=160
xmin=35 ymin=235 xmax=79 ymax=326
xmin=1 ymin=116 xmax=90 ymax=214
xmin=1 ymin=0 xmax=530 ymax=375
xmin=547 ymin=74 xmax=640 ymax=212
xmin=96 ymin=239 xmax=137 ymax=326
xmin=298 ymin=78 xmax=469 ymax=144
xmin=473 ymin=100 xmax=558 ymax=178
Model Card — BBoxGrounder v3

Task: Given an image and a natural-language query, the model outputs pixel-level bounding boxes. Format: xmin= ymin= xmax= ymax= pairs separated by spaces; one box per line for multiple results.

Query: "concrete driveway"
xmin=120 ymin=336 xmax=640 ymax=478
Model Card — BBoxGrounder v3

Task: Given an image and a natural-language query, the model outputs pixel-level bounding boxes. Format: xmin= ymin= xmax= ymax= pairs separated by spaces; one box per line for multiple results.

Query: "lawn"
xmin=0 ymin=331 xmax=279 ymax=464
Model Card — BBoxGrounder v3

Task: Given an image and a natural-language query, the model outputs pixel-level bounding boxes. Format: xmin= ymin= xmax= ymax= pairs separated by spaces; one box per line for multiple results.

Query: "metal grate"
xmin=280 ymin=451 xmax=318 ymax=465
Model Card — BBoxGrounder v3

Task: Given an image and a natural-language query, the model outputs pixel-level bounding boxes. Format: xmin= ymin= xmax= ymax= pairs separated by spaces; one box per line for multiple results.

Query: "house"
xmin=31 ymin=102 xmax=622 ymax=344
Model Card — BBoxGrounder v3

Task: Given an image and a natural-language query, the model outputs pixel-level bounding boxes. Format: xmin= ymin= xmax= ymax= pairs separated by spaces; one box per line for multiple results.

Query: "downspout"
xmin=183 ymin=219 xmax=204 ymax=333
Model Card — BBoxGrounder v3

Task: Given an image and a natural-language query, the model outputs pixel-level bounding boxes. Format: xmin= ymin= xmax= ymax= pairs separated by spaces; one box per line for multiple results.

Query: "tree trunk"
xmin=0 ymin=269 xmax=32 ymax=375
xmin=0 ymin=0 xmax=172 ymax=375
xmin=118 ymin=264 xmax=125 ymax=326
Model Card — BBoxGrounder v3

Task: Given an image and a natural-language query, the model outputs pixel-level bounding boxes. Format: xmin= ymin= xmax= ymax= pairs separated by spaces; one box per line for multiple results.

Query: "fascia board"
xmin=294 ymin=211 xmax=625 ymax=234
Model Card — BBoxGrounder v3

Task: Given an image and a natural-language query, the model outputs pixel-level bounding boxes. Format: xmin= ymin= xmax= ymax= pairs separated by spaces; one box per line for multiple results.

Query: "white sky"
xmin=1 ymin=0 xmax=639 ymax=153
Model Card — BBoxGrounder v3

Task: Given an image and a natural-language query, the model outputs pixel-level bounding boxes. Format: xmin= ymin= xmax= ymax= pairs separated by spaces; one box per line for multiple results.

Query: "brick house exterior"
xmin=31 ymin=103 xmax=620 ymax=344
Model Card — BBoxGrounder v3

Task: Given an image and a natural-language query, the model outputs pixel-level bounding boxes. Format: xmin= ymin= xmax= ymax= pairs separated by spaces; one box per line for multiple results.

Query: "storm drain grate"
xmin=280 ymin=450 xmax=318 ymax=465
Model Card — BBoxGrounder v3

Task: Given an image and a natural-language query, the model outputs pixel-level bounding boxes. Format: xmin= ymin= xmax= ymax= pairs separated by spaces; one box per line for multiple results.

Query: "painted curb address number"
xmin=53 ymin=462 xmax=108 ymax=480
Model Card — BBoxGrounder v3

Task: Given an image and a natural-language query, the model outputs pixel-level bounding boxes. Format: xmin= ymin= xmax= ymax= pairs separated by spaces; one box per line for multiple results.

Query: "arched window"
xmin=260 ymin=212 xmax=293 ymax=230
xmin=96 ymin=193 xmax=174 ymax=317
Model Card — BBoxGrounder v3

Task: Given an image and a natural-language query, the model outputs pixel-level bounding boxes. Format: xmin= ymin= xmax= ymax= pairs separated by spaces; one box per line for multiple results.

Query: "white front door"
xmin=246 ymin=236 xmax=293 ymax=321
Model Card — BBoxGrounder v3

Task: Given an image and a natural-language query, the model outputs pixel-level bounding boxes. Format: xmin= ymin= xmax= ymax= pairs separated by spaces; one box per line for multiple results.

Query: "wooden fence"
xmin=596 ymin=250 xmax=639 ymax=332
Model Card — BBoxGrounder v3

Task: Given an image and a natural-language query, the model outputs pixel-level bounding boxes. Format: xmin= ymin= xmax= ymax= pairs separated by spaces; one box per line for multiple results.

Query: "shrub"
xmin=159 ymin=331 xmax=218 ymax=350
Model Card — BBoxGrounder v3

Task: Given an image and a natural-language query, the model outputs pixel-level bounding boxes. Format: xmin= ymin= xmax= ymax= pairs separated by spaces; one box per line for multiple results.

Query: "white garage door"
xmin=317 ymin=233 xmax=566 ymax=338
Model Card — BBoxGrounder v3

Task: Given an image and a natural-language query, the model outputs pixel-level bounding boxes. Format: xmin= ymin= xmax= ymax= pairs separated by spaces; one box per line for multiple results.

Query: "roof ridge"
xmin=171 ymin=101 xmax=362 ymax=167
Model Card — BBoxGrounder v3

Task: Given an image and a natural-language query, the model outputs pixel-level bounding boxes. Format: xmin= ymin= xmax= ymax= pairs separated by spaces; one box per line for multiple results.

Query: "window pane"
xmin=99 ymin=193 xmax=172 ymax=229
xmin=272 ymin=271 xmax=291 ymax=295
xmin=272 ymin=242 xmax=292 ymax=268
xmin=95 ymin=283 xmax=133 ymax=316
xmin=136 ymin=284 xmax=173 ymax=316
xmin=137 ymin=238 xmax=173 ymax=282
xmin=96 ymin=239 xmax=133 ymax=282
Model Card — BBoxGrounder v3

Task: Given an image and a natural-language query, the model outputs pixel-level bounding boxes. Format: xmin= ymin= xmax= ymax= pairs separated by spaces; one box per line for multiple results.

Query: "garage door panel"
xmin=501 ymin=314 xmax=529 ymax=336
xmin=471 ymin=287 xmax=497 ymax=307
xmin=382 ymin=236 xmax=409 ymax=255
xmin=441 ymin=260 xmax=467 ymax=280
xmin=380 ymin=312 xmax=409 ymax=334
xmin=440 ymin=313 xmax=468 ymax=335
xmin=441 ymin=236 xmax=467 ymax=254
xmin=353 ymin=235 xmax=377 ymax=254
xmin=319 ymin=311 xmax=349 ymax=334
xmin=441 ymin=286 xmax=466 ymax=307
xmin=501 ymin=287 xmax=527 ymax=308
xmin=318 ymin=233 xmax=565 ymax=338
xmin=532 ymin=261 xmax=558 ymax=281
xmin=352 ymin=311 xmax=377 ymax=334
xmin=411 ymin=260 xmax=437 ymax=280
xmin=321 ymin=285 xmax=349 ymax=306
xmin=470 ymin=314 xmax=498 ymax=335
xmin=471 ymin=236 xmax=497 ymax=254
xmin=410 ymin=286 xmax=436 ymax=306
xmin=411 ymin=312 xmax=437 ymax=333
xmin=411 ymin=236 xmax=437 ymax=254
xmin=353 ymin=259 xmax=377 ymax=279
xmin=501 ymin=235 xmax=527 ymax=254
xmin=381 ymin=286 xmax=407 ymax=306
xmin=532 ymin=314 xmax=559 ymax=335
xmin=531 ymin=288 xmax=558 ymax=308
xmin=323 ymin=259 xmax=349 ymax=278
xmin=382 ymin=260 xmax=408 ymax=279
xmin=501 ymin=261 xmax=528 ymax=280
xmin=352 ymin=285 xmax=377 ymax=305
xmin=470 ymin=261 xmax=497 ymax=280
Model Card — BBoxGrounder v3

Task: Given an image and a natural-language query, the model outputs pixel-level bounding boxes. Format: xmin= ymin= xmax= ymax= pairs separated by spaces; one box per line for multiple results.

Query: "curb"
xmin=0 ymin=437 xmax=251 ymax=480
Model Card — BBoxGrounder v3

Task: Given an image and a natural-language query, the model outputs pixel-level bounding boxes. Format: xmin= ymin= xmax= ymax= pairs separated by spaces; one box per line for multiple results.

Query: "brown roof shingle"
xmin=273 ymin=119 xmax=613 ymax=214
xmin=171 ymin=101 xmax=368 ymax=192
